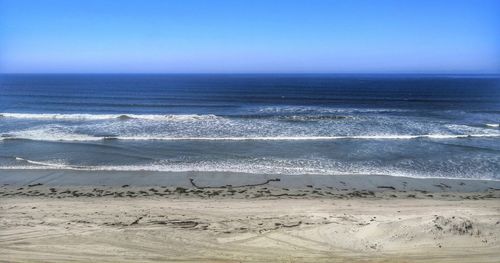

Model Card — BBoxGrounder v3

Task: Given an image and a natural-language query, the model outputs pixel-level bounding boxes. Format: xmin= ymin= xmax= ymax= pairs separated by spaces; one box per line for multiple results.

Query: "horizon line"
xmin=1 ymin=72 xmax=499 ymax=75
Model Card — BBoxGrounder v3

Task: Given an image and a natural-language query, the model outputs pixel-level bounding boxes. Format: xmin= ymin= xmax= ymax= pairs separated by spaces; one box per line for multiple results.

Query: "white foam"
xmin=2 ymin=126 xmax=102 ymax=141
xmin=14 ymin=157 xmax=75 ymax=168
xmin=486 ymin=123 xmax=499 ymax=128
xmin=3 ymin=134 xmax=500 ymax=142
xmin=256 ymin=106 xmax=410 ymax=114
xmin=116 ymin=134 xmax=500 ymax=140
xmin=8 ymin=157 xmax=353 ymax=174
xmin=0 ymin=113 xmax=219 ymax=121
xmin=4 ymin=157 xmax=499 ymax=181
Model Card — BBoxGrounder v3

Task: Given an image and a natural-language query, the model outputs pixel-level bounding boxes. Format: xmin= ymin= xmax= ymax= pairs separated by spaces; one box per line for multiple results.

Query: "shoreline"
xmin=1 ymin=170 xmax=500 ymax=192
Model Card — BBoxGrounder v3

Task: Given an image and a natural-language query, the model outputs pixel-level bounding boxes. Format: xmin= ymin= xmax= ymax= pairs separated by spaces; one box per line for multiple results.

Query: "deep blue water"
xmin=0 ymin=74 xmax=499 ymax=179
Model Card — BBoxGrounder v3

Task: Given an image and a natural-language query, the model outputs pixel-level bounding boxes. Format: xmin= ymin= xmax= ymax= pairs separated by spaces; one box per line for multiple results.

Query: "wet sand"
xmin=1 ymin=172 xmax=500 ymax=262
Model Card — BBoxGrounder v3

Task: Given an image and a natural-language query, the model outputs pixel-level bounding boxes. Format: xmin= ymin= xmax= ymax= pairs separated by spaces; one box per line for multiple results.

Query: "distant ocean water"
xmin=0 ymin=74 xmax=499 ymax=180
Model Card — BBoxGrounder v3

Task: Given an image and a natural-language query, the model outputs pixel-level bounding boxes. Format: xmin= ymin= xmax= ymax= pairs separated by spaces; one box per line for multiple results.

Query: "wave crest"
xmin=5 ymin=157 xmax=499 ymax=181
xmin=0 ymin=113 xmax=219 ymax=121
xmin=2 ymin=134 xmax=500 ymax=142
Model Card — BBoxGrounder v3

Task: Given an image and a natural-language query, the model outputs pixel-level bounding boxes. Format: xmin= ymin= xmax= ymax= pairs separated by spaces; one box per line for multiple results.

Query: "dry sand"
xmin=1 ymin=181 xmax=500 ymax=262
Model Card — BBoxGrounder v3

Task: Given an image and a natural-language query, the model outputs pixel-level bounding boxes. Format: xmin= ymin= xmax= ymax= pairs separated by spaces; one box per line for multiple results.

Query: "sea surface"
xmin=1 ymin=74 xmax=499 ymax=180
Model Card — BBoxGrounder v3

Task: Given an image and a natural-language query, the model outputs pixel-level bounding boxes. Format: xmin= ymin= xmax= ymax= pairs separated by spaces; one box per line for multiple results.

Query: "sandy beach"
xmin=1 ymin=172 xmax=500 ymax=262
xmin=2 ymin=1 xmax=500 ymax=261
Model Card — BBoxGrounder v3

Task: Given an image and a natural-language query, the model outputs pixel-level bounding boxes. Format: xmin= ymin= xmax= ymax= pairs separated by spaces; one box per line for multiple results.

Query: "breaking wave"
xmin=5 ymin=156 xmax=499 ymax=180
xmin=0 ymin=113 xmax=219 ymax=121
xmin=2 ymin=134 xmax=500 ymax=142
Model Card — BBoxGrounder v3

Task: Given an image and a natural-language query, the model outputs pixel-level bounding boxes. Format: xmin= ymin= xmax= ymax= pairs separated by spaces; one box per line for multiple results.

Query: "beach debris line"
xmin=189 ymin=178 xmax=280 ymax=189
xmin=377 ymin=186 xmax=396 ymax=190
xmin=130 ymin=215 xmax=145 ymax=226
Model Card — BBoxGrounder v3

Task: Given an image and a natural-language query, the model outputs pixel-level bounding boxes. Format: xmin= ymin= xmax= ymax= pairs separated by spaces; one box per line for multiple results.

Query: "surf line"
xmin=3 ymin=133 xmax=500 ymax=142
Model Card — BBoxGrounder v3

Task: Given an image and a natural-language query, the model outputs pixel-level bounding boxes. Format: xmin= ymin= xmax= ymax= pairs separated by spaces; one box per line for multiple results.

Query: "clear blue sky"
xmin=0 ymin=0 xmax=499 ymax=73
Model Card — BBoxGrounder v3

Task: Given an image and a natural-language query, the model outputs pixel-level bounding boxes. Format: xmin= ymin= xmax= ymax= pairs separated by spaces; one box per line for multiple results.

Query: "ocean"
xmin=0 ymin=74 xmax=499 ymax=180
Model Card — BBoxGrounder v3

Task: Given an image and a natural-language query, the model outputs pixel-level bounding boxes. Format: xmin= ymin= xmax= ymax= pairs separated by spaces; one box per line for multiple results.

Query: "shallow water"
xmin=1 ymin=74 xmax=499 ymax=179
